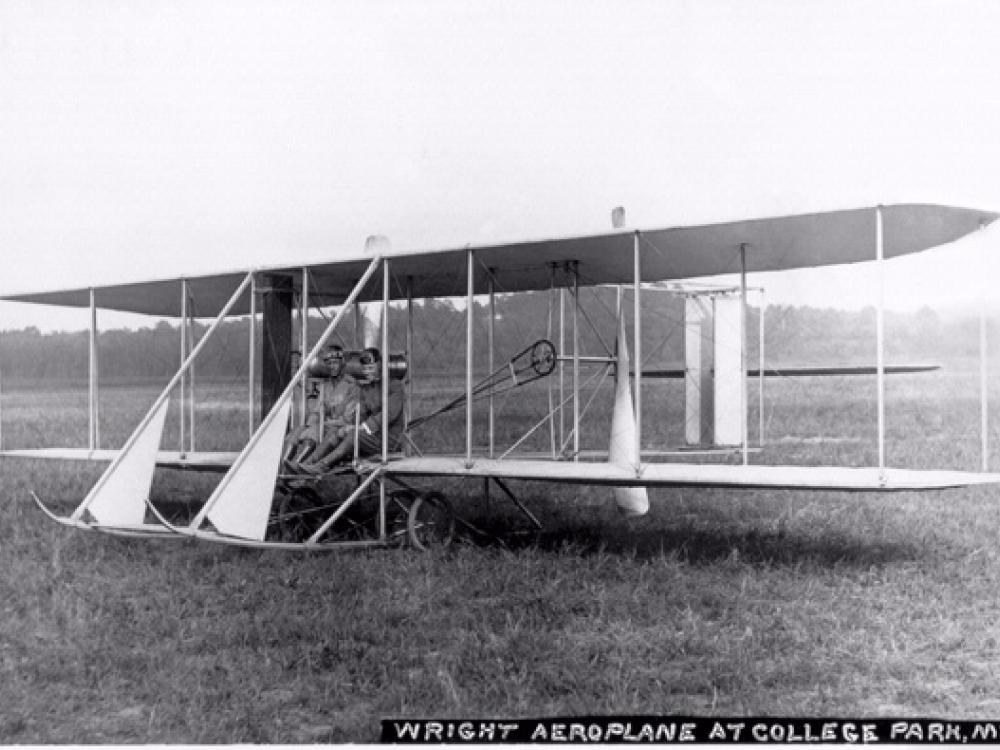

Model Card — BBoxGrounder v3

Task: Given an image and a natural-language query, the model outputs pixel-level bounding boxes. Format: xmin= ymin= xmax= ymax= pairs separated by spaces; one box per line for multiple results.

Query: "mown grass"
xmin=3 ymin=366 xmax=1000 ymax=741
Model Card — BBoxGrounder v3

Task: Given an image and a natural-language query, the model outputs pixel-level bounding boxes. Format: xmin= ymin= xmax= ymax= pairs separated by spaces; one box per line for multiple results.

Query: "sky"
xmin=3 ymin=0 xmax=1000 ymax=329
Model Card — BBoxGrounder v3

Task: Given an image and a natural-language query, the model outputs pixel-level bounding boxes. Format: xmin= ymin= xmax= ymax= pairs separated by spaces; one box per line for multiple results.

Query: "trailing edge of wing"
xmin=2 ymin=204 xmax=995 ymax=317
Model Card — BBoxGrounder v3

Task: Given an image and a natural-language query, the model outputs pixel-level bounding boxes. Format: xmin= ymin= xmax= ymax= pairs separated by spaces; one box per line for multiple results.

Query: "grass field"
xmin=3 ymin=366 xmax=1000 ymax=741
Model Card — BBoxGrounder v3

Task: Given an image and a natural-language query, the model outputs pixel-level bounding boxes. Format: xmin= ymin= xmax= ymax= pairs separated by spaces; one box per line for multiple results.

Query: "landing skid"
xmin=31 ymin=470 xmax=540 ymax=553
xmin=30 ymin=492 xmax=181 ymax=539
xmin=143 ymin=496 xmax=390 ymax=551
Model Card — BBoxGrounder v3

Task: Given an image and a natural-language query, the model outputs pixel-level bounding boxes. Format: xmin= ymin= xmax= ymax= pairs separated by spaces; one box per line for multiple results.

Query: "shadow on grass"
xmin=553 ymin=521 xmax=917 ymax=567
xmin=456 ymin=512 xmax=924 ymax=568
xmin=146 ymin=481 xmax=926 ymax=570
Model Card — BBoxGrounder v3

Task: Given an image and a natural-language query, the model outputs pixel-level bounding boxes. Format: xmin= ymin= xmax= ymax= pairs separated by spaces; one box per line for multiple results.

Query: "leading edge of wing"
xmin=0 ymin=448 xmax=238 ymax=472
xmin=385 ymin=456 xmax=1000 ymax=491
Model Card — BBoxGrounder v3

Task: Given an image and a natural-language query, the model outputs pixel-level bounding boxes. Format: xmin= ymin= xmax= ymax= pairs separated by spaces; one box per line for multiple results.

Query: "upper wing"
xmin=2 ymin=204 xmax=995 ymax=317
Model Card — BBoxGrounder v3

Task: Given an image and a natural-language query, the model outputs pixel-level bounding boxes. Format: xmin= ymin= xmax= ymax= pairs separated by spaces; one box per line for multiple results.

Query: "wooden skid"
xmin=30 ymin=492 xmax=180 ymax=538
xmin=143 ymin=497 xmax=387 ymax=551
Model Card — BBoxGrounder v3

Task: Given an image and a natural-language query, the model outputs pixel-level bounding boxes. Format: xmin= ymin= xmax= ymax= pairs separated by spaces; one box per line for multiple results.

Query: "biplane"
xmin=4 ymin=203 xmax=1000 ymax=550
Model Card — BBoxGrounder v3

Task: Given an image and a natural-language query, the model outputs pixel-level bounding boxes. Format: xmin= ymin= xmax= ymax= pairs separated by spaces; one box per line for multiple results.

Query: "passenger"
xmin=299 ymin=347 xmax=405 ymax=473
xmin=283 ymin=345 xmax=355 ymax=468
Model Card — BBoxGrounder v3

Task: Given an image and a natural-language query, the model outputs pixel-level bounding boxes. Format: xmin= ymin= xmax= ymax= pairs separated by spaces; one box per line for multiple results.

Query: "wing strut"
xmin=184 ymin=255 xmax=382 ymax=541
xmin=31 ymin=272 xmax=256 ymax=536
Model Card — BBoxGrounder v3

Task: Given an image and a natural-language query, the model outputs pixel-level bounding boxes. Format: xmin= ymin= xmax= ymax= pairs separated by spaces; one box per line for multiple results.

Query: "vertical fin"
xmin=85 ymin=398 xmax=169 ymax=527
xmin=610 ymin=312 xmax=649 ymax=516
xmin=713 ymin=294 xmax=743 ymax=446
xmin=204 ymin=399 xmax=292 ymax=541
xmin=684 ymin=295 xmax=714 ymax=445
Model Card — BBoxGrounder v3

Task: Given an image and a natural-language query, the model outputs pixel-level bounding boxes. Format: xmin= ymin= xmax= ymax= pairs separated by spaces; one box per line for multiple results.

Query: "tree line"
xmin=0 ymin=296 xmax=990 ymax=384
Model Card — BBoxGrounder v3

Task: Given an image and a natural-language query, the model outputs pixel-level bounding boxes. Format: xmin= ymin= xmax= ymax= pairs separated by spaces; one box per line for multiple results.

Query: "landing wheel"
xmin=407 ymin=491 xmax=455 ymax=551
xmin=270 ymin=486 xmax=324 ymax=542
xmin=386 ymin=489 xmax=416 ymax=547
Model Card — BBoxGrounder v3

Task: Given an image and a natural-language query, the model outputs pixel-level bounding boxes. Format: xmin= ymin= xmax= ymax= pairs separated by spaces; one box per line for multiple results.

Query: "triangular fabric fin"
xmin=205 ymin=399 xmax=291 ymax=540
xmin=610 ymin=312 xmax=649 ymax=516
xmin=86 ymin=398 xmax=169 ymax=527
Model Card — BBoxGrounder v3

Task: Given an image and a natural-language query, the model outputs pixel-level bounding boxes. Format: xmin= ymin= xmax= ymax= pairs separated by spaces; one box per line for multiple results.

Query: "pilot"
xmin=298 ymin=346 xmax=405 ymax=473
xmin=283 ymin=344 xmax=356 ymax=469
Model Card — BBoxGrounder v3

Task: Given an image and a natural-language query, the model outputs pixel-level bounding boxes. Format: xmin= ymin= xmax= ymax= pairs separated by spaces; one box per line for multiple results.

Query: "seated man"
xmin=299 ymin=347 xmax=405 ymax=473
xmin=282 ymin=349 xmax=318 ymax=465
xmin=283 ymin=344 xmax=356 ymax=468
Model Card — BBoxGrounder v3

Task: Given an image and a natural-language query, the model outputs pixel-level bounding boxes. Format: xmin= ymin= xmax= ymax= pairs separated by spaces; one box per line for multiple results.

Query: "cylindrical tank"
xmin=342 ymin=350 xmax=408 ymax=381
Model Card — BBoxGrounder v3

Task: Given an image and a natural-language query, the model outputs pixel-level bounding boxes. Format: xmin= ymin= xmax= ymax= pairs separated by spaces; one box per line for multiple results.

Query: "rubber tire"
xmin=386 ymin=490 xmax=416 ymax=547
xmin=407 ymin=491 xmax=455 ymax=551
xmin=271 ymin=486 xmax=323 ymax=542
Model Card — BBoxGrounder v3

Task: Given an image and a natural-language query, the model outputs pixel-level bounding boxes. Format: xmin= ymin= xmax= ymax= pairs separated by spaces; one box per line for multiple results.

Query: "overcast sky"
xmin=3 ymin=0 xmax=1000 ymax=329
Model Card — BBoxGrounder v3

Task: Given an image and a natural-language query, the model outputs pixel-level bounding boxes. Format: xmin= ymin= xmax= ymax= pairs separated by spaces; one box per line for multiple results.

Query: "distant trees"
xmin=756 ymin=304 xmax=981 ymax=363
xmin=0 ymin=320 xmax=253 ymax=384
xmin=0 ymin=300 xmax=990 ymax=385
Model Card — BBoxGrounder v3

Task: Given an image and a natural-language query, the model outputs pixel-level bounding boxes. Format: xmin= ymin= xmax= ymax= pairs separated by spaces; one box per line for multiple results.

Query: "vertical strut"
xmin=300 ymin=267 xmax=309 ymax=427
xmin=378 ymin=476 xmax=387 ymax=543
xmin=980 ymin=223 xmax=990 ymax=472
xmin=382 ymin=258 xmax=390 ymax=463
xmin=558 ymin=287 xmax=566 ymax=451
xmin=89 ymin=288 xmax=99 ymax=451
xmin=547 ymin=265 xmax=556 ymax=458
xmin=633 ymin=231 xmax=642 ymax=472
xmin=466 ymin=249 xmax=474 ymax=466
xmin=187 ymin=290 xmax=195 ymax=453
xmin=179 ymin=280 xmax=187 ymax=454
xmin=572 ymin=263 xmax=580 ymax=461
xmin=406 ymin=276 xmax=414 ymax=456
xmin=192 ymin=262 xmax=378 ymax=530
xmin=740 ymin=244 xmax=749 ymax=466
xmin=875 ymin=205 xmax=886 ymax=472
xmin=0 ymin=334 xmax=4 ymax=451
xmin=488 ymin=273 xmax=495 ymax=459
xmin=248 ymin=273 xmax=257 ymax=438
xmin=76 ymin=272 xmax=255 ymax=523
xmin=981 ymin=304 xmax=989 ymax=471
xmin=758 ymin=288 xmax=765 ymax=449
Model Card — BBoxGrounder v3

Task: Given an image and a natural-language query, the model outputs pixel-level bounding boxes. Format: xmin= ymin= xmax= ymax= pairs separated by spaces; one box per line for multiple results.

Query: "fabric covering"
xmin=3 ymin=204 xmax=995 ymax=317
